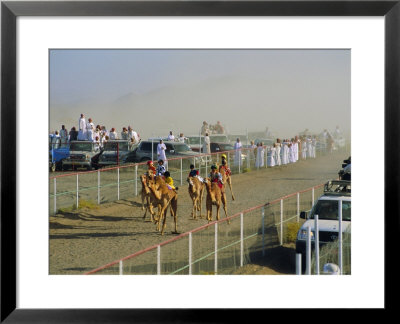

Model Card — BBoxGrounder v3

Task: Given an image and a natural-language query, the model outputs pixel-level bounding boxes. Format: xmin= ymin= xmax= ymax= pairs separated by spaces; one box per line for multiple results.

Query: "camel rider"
xmin=219 ymin=154 xmax=232 ymax=176
xmin=188 ymin=164 xmax=204 ymax=184
xmin=156 ymin=159 xmax=166 ymax=177
xmin=164 ymin=171 xmax=178 ymax=192
xmin=146 ymin=160 xmax=156 ymax=177
xmin=207 ymin=164 xmax=224 ymax=191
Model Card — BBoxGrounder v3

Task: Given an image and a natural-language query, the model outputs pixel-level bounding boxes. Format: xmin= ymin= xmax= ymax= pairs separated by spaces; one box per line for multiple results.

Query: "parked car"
xmin=123 ymin=141 xmax=199 ymax=163
xmin=62 ymin=141 xmax=100 ymax=171
xmin=96 ymin=140 xmax=134 ymax=168
xmin=184 ymin=135 xmax=203 ymax=152
xmin=296 ymin=180 xmax=351 ymax=272
xmin=49 ymin=136 xmax=69 ymax=172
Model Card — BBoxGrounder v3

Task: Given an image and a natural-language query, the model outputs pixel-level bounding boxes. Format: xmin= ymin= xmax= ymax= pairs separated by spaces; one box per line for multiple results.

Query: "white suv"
xmin=295 ymin=180 xmax=351 ymax=267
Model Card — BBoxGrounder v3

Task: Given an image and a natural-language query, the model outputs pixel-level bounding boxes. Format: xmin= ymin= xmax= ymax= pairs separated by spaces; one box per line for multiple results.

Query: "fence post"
xmin=157 ymin=245 xmax=161 ymax=275
xmin=296 ymin=254 xmax=302 ymax=275
xmin=315 ymin=214 xmax=320 ymax=275
xmin=119 ymin=260 xmax=123 ymax=275
xmin=97 ymin=170 xmax=100 ymax=204
xmin=240 ymin=213 xmax=244 ymax=267
xmin=76 ymin=174 xmax=79 ymax=209
xmin=246 ymin=149 xmax=250 ymax=170
xmin=189 ymin=232 xmax=192 ymax=275
xmin=238 ymin=151 xmax=241 ymax=173
xmin=297 ymin=192 xmax=300 ymax=222
xmin=117 ymin=168 xmax=120 ymax=200
xmin=280 ymin=199 xmax=283 ymax=246
xmin=306 ymin=225 xmax=311 ymax=275
xmin=53 ymin=178 xmax=57 ymax=215
xmin=312 ymin=187 xmax=315 ymax=206
xmin=214 ymin=222 xmax=218 ymax=275
xmin=135 ymin=164 xmax=138 ymax=196
xmin=262 ymin=206 xmax=265 ymax=257
xmin=180 ymin=158 xmax=183 ymax=186
xmin=205 ymin=154 xmax=208 ymax=177
xmin=338 ymin=200 xmax=343 ymax=275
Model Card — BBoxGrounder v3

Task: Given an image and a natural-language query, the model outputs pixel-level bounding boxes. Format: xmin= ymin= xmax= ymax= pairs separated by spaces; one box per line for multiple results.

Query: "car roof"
xmin=319 ymin=195 xmax=351 ymax=201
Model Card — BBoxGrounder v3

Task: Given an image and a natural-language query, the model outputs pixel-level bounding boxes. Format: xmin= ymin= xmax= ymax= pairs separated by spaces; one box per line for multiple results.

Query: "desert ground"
xmin=49 ymin=150 xmax=349 ymax=274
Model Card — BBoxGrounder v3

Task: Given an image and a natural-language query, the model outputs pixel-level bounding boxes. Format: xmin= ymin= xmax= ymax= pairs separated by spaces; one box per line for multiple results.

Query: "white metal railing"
xmin=84 ymin=183 xmax=339 ymax=276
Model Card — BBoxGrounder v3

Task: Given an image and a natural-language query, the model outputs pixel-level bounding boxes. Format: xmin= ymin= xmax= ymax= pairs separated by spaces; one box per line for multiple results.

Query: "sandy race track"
xmin=49 ymin=150 xmax=349 ymax=274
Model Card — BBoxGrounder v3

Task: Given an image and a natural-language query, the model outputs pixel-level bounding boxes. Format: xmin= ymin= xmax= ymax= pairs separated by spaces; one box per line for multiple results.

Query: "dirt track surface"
xmin=50 ymin=151 xmax=349 ymax=274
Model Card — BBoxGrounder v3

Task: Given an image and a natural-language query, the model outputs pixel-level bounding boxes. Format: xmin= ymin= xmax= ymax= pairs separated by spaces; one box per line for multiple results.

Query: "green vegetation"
xmin=286 ymin=222 xmax=301 ymax=243
xmin=57 ymin=199 xmax=99 ymax=214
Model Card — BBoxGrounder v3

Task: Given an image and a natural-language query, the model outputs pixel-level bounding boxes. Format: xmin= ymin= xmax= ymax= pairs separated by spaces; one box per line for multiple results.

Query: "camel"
xmin=218 ymin=164 xmax=235 ymax=201
xmin=187 ymin=176 xmax=205 ymax=220
xmin=203 ymin=178 xmax=229 ymax=224
xmin=140 ymin=174 xmax=157 ymax=222
xmin=147 ymin=176 xmax=178 ymax=235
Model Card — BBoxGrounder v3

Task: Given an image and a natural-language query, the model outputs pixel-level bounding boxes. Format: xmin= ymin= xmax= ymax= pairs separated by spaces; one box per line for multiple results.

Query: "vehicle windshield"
xmin=186 ymin=137 xmax=202 ymax=145
xmin=210 ymin=135 xmax=229 ymax=143
xmin=310 ymin=200 xmax=351 ymax=221
xmin=218 ymin=144 xmax=234 ymax=151
xmin=103 ymin=141 xmax=129 ymax=151
xmin=173 ymin=144 xmax=192 ymax=152
xmin=69 ymin=142 xmax=93 ymax=152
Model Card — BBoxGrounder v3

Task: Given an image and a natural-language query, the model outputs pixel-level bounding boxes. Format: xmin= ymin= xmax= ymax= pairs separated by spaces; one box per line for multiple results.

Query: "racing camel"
xmin=187 ymin=176 xmax=205 ymax=220
xmin=140 ymin=174 xmax=158 ymax=223
xmin=203 ymin=178 xmax=229 ymax=224
xmin=218 ymin=164 xmax=235 ymax=201
xmin=147 ymin=176 xmax=179 ymax=235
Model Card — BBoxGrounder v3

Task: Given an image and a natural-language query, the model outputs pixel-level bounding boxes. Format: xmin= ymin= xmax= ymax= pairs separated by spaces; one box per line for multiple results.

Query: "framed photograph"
xmin=1 ymin=0 xmax=397 ymax=321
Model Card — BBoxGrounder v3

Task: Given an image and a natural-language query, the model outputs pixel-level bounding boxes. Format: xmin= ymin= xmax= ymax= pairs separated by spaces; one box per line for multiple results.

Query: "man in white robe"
xmin=86 ymin=118 xmax=94 ymax=141
xmin=77 ymin=114 xmax=86 ymax=140
xmin=167 ymin=131 xmax=175 ymax=141
xmin=202 ymin=133 xmax=211 ymax=154
xmin=157 ymin=140 xmax=168 ymax=168
xmin=51 ymin=131 xmax=60 ymax=149
xmin=255 ymin=143 xmax=264 ymax=168
xmin=109 ymin=128 xmax=118 ymax=140
xmin=282 ymin=142 xmax=288 ymax=165
xmin=307 ymin=137 xmax=313 ymax=158
xmin=275 ymin=139 xmax=282 ymax=166
xmin=59 ymin=125 xmax=68 ymax=147
xmin=269 ymin=144 xmax=276 ymax=167
xmin=233 ymin=138 xmax=242 ymax=166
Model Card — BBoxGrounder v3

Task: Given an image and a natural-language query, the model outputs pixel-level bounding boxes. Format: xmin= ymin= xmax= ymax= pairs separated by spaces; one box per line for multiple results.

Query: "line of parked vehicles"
xmin=49 ymin=132 xmax=264 ymax=172
xmin=49 ymin=130 xmax=345 ymax=172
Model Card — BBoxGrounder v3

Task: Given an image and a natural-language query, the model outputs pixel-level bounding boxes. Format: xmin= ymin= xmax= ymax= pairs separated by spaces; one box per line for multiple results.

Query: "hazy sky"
xmin=50 ymin=49 xmax=350 ymax=139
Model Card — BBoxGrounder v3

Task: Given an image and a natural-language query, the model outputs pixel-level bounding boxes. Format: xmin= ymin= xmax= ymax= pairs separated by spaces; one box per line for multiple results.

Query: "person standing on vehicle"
xmin=51 ymin=130 xmax=61 ymax=149
xmin=157 ymin=139 xmax=167 ymax=169
xmin=78 ymin=113 xmax=86 ymax=140
xmin=202 ymin=132 xmax=211 ymax=154
xmin=59 ymin=125 xmax=68 ymax=147
xmin=109 ymin=128 xmax=118 ymax=140
xmin=121 ymin=127 xmax=129 ymax=140
xmin=85 ymin=118 xmax=95 ymax=141
xmin=167 ymin=131 xmax=175 ymax=141
xmin=178 ymin=133 xmax=186 ymax=143
xmin=69 ymin=127 xmax=78 ymax=142
xmin=233 ymin=138 xmax=242 ymax=167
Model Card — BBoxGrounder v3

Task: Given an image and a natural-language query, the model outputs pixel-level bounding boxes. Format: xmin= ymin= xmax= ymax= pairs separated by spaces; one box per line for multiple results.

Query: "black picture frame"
xmin=1 ymin=0 xmax=397 ymax=322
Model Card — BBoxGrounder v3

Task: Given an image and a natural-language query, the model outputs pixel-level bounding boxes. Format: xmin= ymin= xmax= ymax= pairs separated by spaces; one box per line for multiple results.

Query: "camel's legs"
xmin=227 ymin=177 xmax=235 ymax=201
xmin=221 ymin=194 xmax=230 ymax=224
